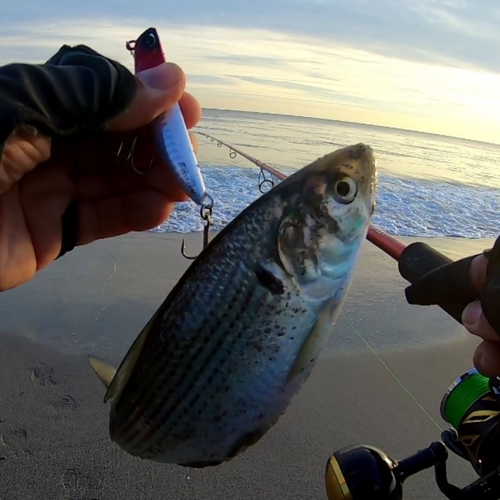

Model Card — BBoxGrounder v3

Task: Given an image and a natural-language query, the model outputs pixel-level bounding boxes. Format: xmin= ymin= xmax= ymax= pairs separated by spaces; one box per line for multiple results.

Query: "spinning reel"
xmin=325 ymin=369 xmax=500 ymax=499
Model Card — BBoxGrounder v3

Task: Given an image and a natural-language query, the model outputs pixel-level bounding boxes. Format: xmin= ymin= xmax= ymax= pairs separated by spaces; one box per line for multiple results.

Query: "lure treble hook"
xmin=181 ymin=195 xmax=215 ymax=260
xmin=115 ymin=136 xmax=154 ymax=174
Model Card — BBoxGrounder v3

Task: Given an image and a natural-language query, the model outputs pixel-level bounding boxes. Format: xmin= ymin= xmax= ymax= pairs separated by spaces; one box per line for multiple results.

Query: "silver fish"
xmin=89 ymin=143 xmax=377 ymax=468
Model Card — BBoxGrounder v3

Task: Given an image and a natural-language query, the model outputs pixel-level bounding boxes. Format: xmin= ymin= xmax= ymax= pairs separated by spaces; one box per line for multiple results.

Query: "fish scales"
xmin=89 ymin=143 xmax=377 ymax=467
xmin=114 ymin=197 xmax=322 ymax=462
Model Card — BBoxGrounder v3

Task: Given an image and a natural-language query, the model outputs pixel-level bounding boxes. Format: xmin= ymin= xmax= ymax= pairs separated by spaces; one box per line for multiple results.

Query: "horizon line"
xmin=200 ymin=107 xmax=500 ymax=149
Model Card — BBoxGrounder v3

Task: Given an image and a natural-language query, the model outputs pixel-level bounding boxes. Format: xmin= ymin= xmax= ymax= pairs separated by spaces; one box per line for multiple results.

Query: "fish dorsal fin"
xmin=89 ymin=306 xmax=162 ymax=404
xmin=88 ymin=357 xmax=117 ymax=389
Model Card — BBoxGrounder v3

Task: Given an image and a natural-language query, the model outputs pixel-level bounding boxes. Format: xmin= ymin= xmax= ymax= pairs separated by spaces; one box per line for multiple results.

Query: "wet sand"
xmin=0 ymin=232 xmax=494 ymax=499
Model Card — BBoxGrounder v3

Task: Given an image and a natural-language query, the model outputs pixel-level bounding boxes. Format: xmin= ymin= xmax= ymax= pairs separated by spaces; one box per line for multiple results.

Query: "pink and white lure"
xmin=127 ymin=27 xmax=212 ymax=208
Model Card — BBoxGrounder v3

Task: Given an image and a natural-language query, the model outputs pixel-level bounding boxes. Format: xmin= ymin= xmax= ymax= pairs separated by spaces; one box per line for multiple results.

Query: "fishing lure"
xmin=126 ymin=27 xmax=213 ymax=209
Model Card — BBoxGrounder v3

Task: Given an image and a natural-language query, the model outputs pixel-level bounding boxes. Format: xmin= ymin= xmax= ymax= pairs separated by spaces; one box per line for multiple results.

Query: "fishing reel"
xmin=324 ymin=369 xmax=500 ymax=499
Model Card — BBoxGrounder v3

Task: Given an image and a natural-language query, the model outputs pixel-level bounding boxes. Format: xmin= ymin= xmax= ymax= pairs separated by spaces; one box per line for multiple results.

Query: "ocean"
xmin=155 ymin=108 xmax=500 ymax=239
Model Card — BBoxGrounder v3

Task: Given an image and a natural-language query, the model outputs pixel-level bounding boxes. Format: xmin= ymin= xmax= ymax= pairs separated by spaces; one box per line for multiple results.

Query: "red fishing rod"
xmin=198 ymin=132 xmax=405 ymax=260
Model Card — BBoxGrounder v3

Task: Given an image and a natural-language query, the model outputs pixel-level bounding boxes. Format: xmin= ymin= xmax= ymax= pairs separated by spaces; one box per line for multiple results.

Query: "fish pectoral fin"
xmin=88 ymin=356 xmax=117 ymax=392
xmin=287 ymin=298 xmax=338 ymax=383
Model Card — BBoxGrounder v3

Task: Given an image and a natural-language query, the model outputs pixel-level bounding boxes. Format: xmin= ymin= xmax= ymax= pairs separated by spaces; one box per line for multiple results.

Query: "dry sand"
xmin=0 ymin=232 xmax=495 ymax=500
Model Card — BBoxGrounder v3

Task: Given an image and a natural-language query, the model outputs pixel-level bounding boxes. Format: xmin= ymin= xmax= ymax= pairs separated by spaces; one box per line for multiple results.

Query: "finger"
xmin=189 ymin=131 xmax=198 ymax=154
xmin=77 ymin=190 xmax=175 ymax=245
xmin=105 ymin=63 xmax=186 ymax=132
xmin=0 ymin=126 xmax=51 ymax=194
xmin=179 ymin=92 xmax=202 ymax=129
xmin=474 ymin=340 xmax=500 ymax=378
xmin=469 ymin=254 xmax=488 ymax=293
xmin=17 ymin=161 xmax=75 ymax=269
xmin=463 ymin=300 xmax=499 ymax=340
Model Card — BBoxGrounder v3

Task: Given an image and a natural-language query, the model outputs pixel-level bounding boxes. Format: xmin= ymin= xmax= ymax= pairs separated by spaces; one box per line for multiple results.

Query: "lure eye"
xmin=145 ymin=32 xmax=157 ymax=48
xmin=333 ymin=176 xmax=357 ymax=204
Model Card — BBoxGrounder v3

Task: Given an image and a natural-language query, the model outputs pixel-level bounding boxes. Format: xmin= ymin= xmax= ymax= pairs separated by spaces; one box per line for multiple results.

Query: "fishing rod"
xmin=197 ymin=131 xmax=404 ymax=260
xmin=199 ymin=131 xmax=500 ymax=499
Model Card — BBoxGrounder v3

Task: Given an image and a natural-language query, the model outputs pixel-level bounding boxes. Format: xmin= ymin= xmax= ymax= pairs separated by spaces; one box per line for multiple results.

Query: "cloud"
xmin=0 ymin=3 xmax=499 ymax=143
xmin=3 ymin=0 xmax=500 ymax=72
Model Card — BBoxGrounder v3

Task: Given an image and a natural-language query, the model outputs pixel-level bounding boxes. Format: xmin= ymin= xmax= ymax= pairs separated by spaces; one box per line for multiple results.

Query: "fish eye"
xmin=333 ymin=176 xmax=357 ymax=204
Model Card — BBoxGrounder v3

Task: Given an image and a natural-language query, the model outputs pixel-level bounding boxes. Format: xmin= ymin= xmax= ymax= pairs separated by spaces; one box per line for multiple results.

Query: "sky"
xmin=1 ymin=0 xmax=500 ymax=144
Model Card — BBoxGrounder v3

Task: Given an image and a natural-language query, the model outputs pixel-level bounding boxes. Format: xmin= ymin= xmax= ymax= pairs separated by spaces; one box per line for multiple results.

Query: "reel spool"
xmin=440 ymin=368 xmax=500 ymax=476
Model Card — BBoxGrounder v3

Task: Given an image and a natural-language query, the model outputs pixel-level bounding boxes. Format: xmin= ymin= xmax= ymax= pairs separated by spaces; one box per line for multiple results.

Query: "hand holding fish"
xmin=463 ymin=254 xmax=500 ymax=377
xmin=0 ymin=46 xmax=201 ymax=292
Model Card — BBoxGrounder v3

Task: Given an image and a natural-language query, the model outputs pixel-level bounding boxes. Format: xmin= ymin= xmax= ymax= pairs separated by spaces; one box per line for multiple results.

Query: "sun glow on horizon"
xmin=1 ymin=20 xmax=499 ymax=145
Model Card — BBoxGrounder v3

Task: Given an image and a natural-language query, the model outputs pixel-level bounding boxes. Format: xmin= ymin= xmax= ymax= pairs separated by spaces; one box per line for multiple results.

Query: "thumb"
xmin=105 ymin=62 xmax=186 ymax=132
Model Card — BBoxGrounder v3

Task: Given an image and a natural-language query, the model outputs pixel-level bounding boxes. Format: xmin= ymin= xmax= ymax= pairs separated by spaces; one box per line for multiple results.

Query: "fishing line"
xmin=340 ymin=312 xmax=444 ymax=432
xmin=199 ymin=132 xmax=444 ymax=431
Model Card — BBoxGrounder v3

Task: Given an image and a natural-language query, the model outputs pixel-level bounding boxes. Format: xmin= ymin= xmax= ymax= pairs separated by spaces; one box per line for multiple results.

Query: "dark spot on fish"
xmin=249 ymin=340 xmax=263 ymax=352
xmin=264 ymin=328 xmax=272 ymax=334
xmin=255 ymin=265 xmax=285 ymax=295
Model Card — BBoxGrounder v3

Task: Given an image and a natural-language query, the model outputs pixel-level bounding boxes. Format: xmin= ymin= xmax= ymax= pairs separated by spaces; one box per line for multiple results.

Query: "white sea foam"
xmin=152 ymin=166 xmax=500 ymax=239
xmin=150 ymin=108 xmax=499 ymax=240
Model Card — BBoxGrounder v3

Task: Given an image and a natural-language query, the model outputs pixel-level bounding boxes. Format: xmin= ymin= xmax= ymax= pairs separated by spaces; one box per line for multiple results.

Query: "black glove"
xmin=0 ymin=44 xmax=137 ymax=158
xmin=401 ymin=236 xmax=500 ymax=335
xmin=0 ymin=44 xmax=137 ymax=257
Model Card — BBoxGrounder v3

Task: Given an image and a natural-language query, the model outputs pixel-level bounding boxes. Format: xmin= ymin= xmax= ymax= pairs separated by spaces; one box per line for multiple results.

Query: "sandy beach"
xmin=0 ymin=232 xmax=494 ymax=500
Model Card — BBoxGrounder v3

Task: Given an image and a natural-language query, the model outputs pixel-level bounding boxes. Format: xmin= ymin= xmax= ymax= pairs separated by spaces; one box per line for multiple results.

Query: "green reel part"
xmin=440 ymin=369 xmax=491 ymax=429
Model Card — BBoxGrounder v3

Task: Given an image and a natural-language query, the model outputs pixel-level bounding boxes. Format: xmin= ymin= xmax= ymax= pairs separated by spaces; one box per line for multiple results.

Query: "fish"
xmin=89 ymin=142 xmax=377 ymax=468
xmin=129 ymin=27 xmax=211 ymax=207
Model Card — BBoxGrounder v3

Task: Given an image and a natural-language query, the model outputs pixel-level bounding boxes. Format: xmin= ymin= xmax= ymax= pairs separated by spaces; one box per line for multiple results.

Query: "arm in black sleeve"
xmin=0 ymin=44 xmax=137 ymax=156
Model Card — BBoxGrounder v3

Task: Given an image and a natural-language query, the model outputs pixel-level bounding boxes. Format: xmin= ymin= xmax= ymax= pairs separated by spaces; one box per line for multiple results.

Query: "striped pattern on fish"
xmin=89 ymin=143 xmax=377 ymax=467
